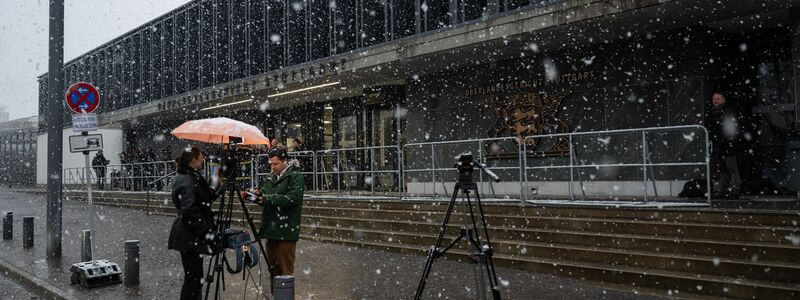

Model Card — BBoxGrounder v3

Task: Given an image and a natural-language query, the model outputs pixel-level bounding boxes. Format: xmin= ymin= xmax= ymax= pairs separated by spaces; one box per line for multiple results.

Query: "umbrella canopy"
xmin=171 ymin=117 xmax=271 ymax=146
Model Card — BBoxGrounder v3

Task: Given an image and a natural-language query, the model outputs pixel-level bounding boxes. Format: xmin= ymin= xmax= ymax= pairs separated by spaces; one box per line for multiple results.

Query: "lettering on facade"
xmin=486 ymin=91 xmax=571 ymax=154
xmin=464 ymin=71 xmax=595 ymax=96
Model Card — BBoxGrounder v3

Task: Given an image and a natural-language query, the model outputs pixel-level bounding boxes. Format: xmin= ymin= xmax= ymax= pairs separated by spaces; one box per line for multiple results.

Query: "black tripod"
xmin=204 ymin=164 xmax=274 ymax=300
xmin=414 ymin=153 xmax=502 ymax=300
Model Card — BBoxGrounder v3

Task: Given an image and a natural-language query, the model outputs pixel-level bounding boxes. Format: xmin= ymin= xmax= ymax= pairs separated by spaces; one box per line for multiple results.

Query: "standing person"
xmin=291 ymin=137 xmax=313 ymax=188
xmin=168 ymin=146 xmax=222 ymax=300
xmin=706 ymin=91 xmax=742 ymax=199
xmin=92 ymin=150 xmax=110 ymax=190
xmin=248 ymin=147 xmax=304 ymax=293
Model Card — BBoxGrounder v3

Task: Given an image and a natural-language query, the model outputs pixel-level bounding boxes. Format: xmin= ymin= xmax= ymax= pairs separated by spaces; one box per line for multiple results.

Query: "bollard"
xmin=2 ymin=212 xmax=11 ymax=240
xmin=22 ymin=217 xmax=33 ymax=248
xmin=81 ymin=230 xmax=93 ymax=262
xmin=124 ymin=240 xmax=140 ymax=286
xmin=273 ymin=275 xmax=295 ymax=300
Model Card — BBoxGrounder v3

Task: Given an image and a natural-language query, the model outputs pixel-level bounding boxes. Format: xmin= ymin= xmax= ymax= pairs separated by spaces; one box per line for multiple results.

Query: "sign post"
xmin=65 ymin=82 xmax=101 ymax=261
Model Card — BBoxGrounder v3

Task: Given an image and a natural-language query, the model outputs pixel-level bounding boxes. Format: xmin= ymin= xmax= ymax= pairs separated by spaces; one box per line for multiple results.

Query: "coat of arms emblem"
xmin=486 ymin=91 xmax=571 ymax=154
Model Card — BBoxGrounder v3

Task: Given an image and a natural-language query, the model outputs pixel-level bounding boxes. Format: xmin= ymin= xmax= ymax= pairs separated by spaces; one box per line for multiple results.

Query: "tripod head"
xmin=454 ymin=152 xmax=501 ymax=184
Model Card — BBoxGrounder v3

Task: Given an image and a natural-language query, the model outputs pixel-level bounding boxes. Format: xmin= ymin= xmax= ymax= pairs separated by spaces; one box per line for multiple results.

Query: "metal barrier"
xmin=253 ymin=151 xmax=318 ymax=194
xmin=315 ymin=146 xmax=402 ymax=197
xmin=63 ymin=160 xmax=176 ymax=192
xmin=402 ymin=137 xmax=522 ymax=201
xmin=61 ymin=126 xmax=709 ymax=204
xmin=521 ymin=125 xmax=710 ymax=203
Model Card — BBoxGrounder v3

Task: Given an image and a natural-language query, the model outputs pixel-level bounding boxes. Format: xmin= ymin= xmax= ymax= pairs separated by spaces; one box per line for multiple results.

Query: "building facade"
xmin=0 ymin=116 xmax=37 ymax=186
xmin=38 ymin=0 xmax=800 ymax=196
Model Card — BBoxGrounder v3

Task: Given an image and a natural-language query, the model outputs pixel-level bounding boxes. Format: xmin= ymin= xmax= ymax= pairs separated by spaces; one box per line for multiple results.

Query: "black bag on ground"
xmin=679 ymin=179 xmax=707 ymax=198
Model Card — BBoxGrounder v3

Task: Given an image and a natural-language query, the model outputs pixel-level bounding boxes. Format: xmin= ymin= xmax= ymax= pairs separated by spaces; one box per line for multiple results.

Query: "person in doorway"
xmin=91 ymin=150 xmax=110 ymax=190
xmin=168 ymin=146 xmax=223 ymax=300
xmin=706 ymin=91 xmax=742 ymax=199
xmin=246 ymin=147 xmax=304 ymax=293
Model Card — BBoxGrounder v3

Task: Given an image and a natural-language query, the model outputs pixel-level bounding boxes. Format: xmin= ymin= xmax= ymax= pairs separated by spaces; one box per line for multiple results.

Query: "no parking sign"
xmin=65 ymin=82 xmax=100 ymax=114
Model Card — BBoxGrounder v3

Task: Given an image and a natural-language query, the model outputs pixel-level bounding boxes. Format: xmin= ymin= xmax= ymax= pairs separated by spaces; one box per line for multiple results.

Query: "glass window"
xmin=141 ymin=30 xmax=153 ymax=103
xmin=131 ymin=33 xmax=142 ymax=104
xmin=420 ymin=1 xmax=448 ymax=32
xmin=333 ymin=0 xmax=356 ymax=54
xmin=249 ymin=0 xmax=266 ymax=75
xmin=215 ymin=0 xmax=230 ymax=84
xmin=390 ymin=0 xmax=416 ymax=39
xmin=200 ymin=0 xmax=215 ymax=87
xmin=151 ymin=24 xmax=163 ymax=100
xmin=267 ymin=0 xmax=285 ymax=70
xmin=338 ymin=115 xmax=357 ymax=148
xmin=175 ymin=11 xmax=187 ymax=94
xmin=360 ymin=0 xmax=385 ymax=48
xmin=286 ymin=0 xmax=306 ymax=66
xmin=187 ymin=6 xmax=201 ymax=90
xmin=163 ymin=17 xmax=175 ymax=97
xmin=231 ymin=0 xmax=247 ymax=80
xmin=308 ymin=0 xmax=330 ymax=61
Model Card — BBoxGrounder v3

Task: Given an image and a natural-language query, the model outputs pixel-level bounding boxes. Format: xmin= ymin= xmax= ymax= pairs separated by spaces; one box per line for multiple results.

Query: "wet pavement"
xmin=0 ymin=190 xmax=667 ymax=299
xmin=0 ymin=273 xmax=38 ymax=299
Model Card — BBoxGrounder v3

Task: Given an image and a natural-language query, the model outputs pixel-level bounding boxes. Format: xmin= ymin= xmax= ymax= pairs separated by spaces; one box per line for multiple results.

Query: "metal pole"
xmin=704 ymin=128 xmax=712 ymax=204
xmin=336 ymin=151 xmax=341 ymax=196
xmin=84 ymin=150 xmax=95 ymax=251
xmin=23 ymin=217 xmax=34 ymax=249
xmin=274 ymin=275 xmax=295 ymax=300
xmin=47 ymin=0 xmax=65 ymax=258
xmin=518 ymin=141 xmax=524 ymax=202
xmin=81 ymin=230 xmax=92 ymax=262
xmin=3 ymin=212 xmax=12 ymax=240
xmin=370 ymin=148 xmax=375 ymax=197
xmin=568 ymin=135 xmax=574 ymax=200
xmin=431 ymin=144 xmax=436 ymax=198
xmin=124 ymin=240 xmax=140 ymax=286
xmin=642 ymin=131 xmax=648 ymax=202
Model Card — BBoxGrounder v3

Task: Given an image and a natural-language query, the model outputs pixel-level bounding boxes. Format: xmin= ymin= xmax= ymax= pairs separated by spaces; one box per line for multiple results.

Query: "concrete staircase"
xmin=64 ymin=191 xmax=800 ymax=299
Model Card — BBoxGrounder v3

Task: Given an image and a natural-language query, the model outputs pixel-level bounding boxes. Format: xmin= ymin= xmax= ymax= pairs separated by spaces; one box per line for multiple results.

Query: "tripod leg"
xmin=235 ymin=188 xmax=275 ymax=286
xmin=470 ymin=188 xmax=502 ymax=300
xmin=414 ymin=182 xmax=462 ymax=300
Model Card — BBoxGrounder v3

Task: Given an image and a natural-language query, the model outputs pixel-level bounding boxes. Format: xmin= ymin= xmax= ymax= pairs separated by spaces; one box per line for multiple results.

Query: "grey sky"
xmin=0 ymin=0 xmax=191 ymax=120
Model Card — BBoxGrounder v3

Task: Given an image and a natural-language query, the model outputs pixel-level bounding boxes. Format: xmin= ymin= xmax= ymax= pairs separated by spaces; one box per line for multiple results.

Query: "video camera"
xmin=454 ymin=152 xmax=501 ymax=184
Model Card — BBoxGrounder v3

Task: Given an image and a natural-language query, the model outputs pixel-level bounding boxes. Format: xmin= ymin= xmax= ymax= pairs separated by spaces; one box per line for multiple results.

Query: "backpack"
xmin=678 ymin=179 xmax=708 ymax=198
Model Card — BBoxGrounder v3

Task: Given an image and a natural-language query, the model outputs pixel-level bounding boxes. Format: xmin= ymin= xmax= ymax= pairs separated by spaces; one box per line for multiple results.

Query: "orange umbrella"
xmin=171 ymin=117 xmax=271 ymax=146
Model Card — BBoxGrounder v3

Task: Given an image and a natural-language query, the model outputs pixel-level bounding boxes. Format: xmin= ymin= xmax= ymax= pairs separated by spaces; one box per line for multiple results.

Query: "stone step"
xmin=302 ymin=213 xmax=800 ymax=264
xmin=302 ymin=224 xmax=800 ymax=284
xmin=91 ymin=198 xmax=800 ymax=249
xmin=72 ymin=192 xmax=800 ymax=227
xmin=301 ymin=235 xmax=800 ymax=299
xmin=301 ymin=207 xmax=798 ymax=245
xmin=305 ymin=198 xmax=800 ymax=227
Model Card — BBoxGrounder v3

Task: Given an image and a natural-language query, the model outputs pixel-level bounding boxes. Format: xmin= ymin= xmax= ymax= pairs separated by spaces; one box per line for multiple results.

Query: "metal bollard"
xmin=22 ymin=217 xmax=33 ymax=248
xmin=273 ymin=275 xmax=295 ymax=300
xmin=124 ymin=240 xmax=140 ymax=286
xmin=2 ymin=212 xmax=11 ymax=240
xmin=81 ymin=230 xmax=93 ymax=262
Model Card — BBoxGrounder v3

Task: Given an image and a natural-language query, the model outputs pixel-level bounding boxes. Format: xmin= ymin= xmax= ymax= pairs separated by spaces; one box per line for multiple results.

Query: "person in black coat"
xmin=706 ymin=91 xmax=742 ymax=198
xmin=91 ymin=150 xmax=110 ymax=190
xmin=168 ymin=146 xmax=222 ymax=300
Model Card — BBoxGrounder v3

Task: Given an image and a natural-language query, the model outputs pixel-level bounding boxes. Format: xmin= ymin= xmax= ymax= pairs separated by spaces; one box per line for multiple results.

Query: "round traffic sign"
xmin=65 ymin=82 xmax=101 ymax=114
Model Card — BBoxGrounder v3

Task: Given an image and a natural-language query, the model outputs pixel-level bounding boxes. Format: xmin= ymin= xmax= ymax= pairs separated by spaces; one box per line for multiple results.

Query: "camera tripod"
xmin=414 ymin=154 xmax=502 ymax=300
xmin=204 ymin=172 xmax=274 ymax=300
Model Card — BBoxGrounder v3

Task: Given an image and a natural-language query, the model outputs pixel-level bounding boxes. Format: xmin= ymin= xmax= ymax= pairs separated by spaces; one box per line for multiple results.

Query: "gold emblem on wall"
xmin=486 ymin=91 xmax=571 ymax=155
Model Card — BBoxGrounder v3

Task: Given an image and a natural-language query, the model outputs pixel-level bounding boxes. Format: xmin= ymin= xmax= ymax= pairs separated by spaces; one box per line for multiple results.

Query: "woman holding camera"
xmin=168 ymin=146 xmax=222 ymax=300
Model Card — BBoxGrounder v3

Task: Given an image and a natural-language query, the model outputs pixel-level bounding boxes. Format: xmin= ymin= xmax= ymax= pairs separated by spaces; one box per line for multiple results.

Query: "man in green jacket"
xmin=252 ymin=147 xmax=304 ymax=287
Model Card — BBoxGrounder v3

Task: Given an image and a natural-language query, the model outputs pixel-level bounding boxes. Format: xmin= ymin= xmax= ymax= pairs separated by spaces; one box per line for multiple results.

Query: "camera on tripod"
xmin=454 ymin=152 xmax=501 ymax=184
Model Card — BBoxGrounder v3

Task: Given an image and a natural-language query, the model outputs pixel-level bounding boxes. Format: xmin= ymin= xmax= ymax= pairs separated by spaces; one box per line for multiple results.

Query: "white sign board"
xmin=72 ymin=113 xmax=98 ymax=132
xmin=69 ymin=134 xmax=103 ymax=153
